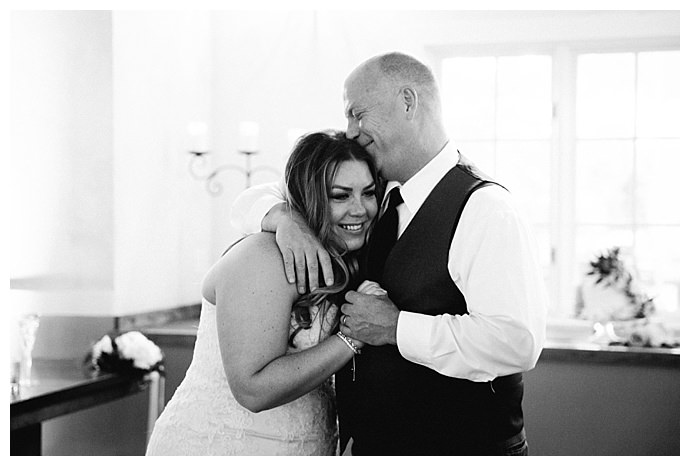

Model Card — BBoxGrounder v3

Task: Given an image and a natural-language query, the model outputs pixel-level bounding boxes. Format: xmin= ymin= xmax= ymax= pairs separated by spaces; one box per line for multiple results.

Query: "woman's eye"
xmin=330 ymin=193 xmax=349 ymax=201
xmin=363 ymin=190 xmax=376 ymax=197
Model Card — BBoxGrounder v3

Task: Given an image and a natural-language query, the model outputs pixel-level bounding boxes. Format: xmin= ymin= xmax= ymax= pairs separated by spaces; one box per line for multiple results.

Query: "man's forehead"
xmin=342 ymin=78 xmax=363 ymax=111
xmin=344 ymin=73 xmax=387 ymax=105
xmin=343 ymin=86 xmax=372 ymax=115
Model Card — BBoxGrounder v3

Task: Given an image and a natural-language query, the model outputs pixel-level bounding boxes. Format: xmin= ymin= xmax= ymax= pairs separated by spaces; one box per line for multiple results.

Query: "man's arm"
xmin=229 ymin=181 xmax=334 ymax=293
xmin=264 ymin=203 xmax=334 ymax=293
xmin=342 ymin=188 xmax=547 ymax=382
xmin=395 ymin=188 xmax=547 ymax=381
xmin=229 ymin=181 xmax=286 ymax=234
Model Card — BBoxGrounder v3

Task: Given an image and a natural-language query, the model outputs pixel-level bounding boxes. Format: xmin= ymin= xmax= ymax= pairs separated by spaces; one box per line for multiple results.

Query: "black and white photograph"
xmin=6 ymin=2 xmax=681 ymax=457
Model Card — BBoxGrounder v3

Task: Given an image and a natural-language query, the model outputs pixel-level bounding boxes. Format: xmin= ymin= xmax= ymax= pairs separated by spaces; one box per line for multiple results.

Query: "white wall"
xmin=11 ymin=11 xmax=114 ymax=287
xmin=10 ymin=11 xmax=117 ymax=317
xmin=10 ymin=10 xmax=214 ymax=317
xmin=9 ymin=10 xmax=679 ymax=317
xmin=111 ymin=11 xmax=213 ymax=314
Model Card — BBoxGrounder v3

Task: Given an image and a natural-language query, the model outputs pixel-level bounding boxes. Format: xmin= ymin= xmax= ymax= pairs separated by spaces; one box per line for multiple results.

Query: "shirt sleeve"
xmin=396 ymin=187 xmax=548 ymax=382
xmin=229 ymin=180 xmax=288 ymax=234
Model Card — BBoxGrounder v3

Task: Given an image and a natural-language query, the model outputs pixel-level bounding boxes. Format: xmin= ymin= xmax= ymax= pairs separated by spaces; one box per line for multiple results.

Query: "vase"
xmin=590 ymin=321 xmax=623 ymax=345
xmin=11 ymin=313 xmax=40 ymax=388
xmin=580 ymin=274 xmax=636 ymax=322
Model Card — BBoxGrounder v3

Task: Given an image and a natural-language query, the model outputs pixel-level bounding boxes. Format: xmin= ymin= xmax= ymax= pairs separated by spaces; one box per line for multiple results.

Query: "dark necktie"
xmin=366 ymin=187 xmax=403 ymax=282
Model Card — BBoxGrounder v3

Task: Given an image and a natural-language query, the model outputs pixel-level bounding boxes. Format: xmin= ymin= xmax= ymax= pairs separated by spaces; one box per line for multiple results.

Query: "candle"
xmin=187 ymin=121 xmax=209 ymax=154
xmin=238 ymin=121 xmax=260 ymax=153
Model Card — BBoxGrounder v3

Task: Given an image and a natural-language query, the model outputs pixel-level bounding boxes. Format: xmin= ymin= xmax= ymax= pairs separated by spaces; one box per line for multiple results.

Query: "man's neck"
xmin=398 ymin=138 xmax=449 ymax=185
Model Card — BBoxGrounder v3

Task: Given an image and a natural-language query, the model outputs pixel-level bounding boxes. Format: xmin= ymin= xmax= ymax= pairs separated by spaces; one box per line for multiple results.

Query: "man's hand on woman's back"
xmin=263 ymin=202 xmax=335 ymax=294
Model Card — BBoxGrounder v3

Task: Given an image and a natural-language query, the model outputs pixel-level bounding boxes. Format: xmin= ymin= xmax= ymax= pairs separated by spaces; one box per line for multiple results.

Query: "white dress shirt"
xmin=229 ymin=142 xmax=547 ymax=382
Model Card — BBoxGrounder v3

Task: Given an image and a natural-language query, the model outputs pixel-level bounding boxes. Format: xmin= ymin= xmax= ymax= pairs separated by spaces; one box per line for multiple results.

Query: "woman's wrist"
xmin=335 ymin=332 xmax=362 ymax=382
xmin=335 ymin=331 xmax=362 ymax=354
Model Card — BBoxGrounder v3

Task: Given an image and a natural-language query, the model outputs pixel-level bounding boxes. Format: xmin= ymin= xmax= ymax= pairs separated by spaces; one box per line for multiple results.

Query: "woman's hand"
xmin=357 ymin=280 xmax=388 ymax=296
xmin=291 ymin=302 xmax=340 ymax=351
xmin=338 ymin=318 xmax=365 ymax=352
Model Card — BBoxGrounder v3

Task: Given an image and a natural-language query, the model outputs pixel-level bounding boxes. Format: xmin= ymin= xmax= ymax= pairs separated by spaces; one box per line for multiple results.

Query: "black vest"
xmin=336 ymin=162 xmax=524 ymax=455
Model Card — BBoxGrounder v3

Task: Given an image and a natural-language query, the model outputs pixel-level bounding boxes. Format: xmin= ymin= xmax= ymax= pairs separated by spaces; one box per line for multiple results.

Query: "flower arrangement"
xmin=577 ymin=247 xmax=655 ymax=322
xmin=611 ymin=320 xmax=679 ymax=348
xmin=85 ymin=331 xmax=164 ymax=376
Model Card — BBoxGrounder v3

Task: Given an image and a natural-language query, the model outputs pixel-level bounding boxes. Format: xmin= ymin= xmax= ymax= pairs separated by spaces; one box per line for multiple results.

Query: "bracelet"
xmin=336 ymin=331 xmax=361 ymax=355
xmin=336 ymin=331 xmax=360 ymax=382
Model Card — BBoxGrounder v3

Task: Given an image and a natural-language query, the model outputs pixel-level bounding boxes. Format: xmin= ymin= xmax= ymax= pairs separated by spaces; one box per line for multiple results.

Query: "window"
xmin=438 ymin=42 xmax=680 ymax=318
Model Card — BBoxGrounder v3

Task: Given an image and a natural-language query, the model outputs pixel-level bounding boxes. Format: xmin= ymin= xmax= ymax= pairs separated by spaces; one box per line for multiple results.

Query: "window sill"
xmin=541 ymin=339 xmax=679 ymax=367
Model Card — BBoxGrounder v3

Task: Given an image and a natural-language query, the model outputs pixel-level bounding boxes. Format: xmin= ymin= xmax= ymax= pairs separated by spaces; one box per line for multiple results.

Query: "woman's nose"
xmin=349 ymin=197 xmax=367 ymax=216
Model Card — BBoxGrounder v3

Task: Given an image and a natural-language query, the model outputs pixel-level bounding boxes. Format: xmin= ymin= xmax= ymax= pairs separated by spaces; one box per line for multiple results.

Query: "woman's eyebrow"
xmin=331 ymin=182 xmax=376 ymax=191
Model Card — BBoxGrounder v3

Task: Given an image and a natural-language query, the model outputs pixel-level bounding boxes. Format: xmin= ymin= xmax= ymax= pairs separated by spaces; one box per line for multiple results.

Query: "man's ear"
xmin=401 ymin=87 xmax=418 ymax=119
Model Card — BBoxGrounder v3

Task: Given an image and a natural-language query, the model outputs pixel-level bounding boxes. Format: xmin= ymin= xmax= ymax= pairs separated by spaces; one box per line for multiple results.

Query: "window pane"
xmin=441 ymin=45 xmax=679 ymax=322
xmin=635 ymin=226 xmax=679 ymax=313
xmin=575 ymin=140 xmax=634 ymax=224
xmin=496 ymin=55 xmax=552 ymax=139
xmin=496 ymin=141 xmax=551 ymax=224
xmin=442 ymin=57 xmax=496 ymax=139
xmin=636 ymin=139 xmax=680 ymax=224
xmin=577 ymin=53 xmax=636 ymax=138
xmin=637 ymin=51 xmax=680 ymax=138
xmin=532 ymin=225 xmax=552 ymax=269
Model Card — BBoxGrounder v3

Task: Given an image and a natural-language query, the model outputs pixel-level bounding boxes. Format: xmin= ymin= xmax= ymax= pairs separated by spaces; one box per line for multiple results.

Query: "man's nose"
xmin=346 ymin=119 xmax=359 ymax=140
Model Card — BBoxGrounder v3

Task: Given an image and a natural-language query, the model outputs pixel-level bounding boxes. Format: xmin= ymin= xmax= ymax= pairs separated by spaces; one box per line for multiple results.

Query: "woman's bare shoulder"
xmin=203 ymin=233 xmax=296 ymax=302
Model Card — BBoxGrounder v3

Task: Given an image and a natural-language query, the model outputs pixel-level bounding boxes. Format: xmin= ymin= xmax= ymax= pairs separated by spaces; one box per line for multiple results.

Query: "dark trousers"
xmin=349 ymin=428 xmax=528 ymax=456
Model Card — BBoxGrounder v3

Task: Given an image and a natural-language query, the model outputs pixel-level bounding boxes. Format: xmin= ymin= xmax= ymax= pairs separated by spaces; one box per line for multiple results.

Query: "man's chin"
xmin=364 ymin=142 xmax=376 ymax=157
xmin=378 ymin=167 xmax=393 ymax=182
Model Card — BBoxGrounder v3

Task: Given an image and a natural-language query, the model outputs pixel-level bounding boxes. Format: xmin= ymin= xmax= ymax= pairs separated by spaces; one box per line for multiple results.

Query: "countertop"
xmin=140 ymin=315 xmax=680 ymax=367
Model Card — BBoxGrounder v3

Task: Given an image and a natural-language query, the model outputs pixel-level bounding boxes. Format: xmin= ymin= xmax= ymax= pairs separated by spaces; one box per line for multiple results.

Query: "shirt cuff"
xmin=396 ymin=310 xmax=433 ymax=364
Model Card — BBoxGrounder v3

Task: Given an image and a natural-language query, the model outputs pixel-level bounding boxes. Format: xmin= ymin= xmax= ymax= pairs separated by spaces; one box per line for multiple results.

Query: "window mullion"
xmin=492 ymin=56 xmax=499 ymax=172
xmin=631 ymin=52 xmax=640 ymax=272
xmin=552 ymin=45 xmax=577 ymax=318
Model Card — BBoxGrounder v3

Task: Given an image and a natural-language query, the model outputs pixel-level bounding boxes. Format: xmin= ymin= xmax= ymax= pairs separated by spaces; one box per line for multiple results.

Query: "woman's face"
xmin=328 ymin=159 xmax=378 ymax=252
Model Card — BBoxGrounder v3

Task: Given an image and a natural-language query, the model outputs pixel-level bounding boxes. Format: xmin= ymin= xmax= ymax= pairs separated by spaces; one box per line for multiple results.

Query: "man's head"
xmin=343 ymin=52 xmax=447 ymax=183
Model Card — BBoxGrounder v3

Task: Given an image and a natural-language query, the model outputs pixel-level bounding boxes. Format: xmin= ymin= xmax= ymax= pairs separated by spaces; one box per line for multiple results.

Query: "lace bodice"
xmin=146 ymin=298 xmax=338 ymax=456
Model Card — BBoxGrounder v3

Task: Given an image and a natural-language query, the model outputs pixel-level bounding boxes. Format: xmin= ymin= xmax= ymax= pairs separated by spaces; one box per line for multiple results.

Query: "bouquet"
xmin=85 ymin=331 xmax=164 ymax=376
xmin=577 ymin=247 xmax=655 ymax=322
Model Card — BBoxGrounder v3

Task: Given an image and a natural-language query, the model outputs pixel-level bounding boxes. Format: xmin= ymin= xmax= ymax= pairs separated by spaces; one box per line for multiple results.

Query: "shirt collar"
xmin=384 ymin=141 xmax=459 ymax=215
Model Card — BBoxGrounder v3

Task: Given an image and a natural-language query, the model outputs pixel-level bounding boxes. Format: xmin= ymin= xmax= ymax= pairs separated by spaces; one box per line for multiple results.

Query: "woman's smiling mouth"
xmin=339 ymin=223 xmax=365 ymax=232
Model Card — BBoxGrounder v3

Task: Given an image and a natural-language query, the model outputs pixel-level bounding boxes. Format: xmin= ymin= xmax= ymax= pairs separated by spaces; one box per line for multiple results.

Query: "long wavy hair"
xmin=285 ymin=130 xmax=382 ymax=344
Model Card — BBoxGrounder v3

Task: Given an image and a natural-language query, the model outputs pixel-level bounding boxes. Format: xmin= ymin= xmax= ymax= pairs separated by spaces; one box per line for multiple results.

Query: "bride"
xmin=146 ymin=130 xmax=381 ymax=455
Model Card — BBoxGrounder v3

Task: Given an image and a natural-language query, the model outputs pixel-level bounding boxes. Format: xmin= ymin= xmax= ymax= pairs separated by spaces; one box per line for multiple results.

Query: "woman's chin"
xmin=342 ymin=237 xmax=366 ymax=252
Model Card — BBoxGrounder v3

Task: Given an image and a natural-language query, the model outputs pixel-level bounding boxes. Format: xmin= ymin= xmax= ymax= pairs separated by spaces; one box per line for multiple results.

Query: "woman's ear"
xmin=401 ymin=87 xmax=418 ymax=119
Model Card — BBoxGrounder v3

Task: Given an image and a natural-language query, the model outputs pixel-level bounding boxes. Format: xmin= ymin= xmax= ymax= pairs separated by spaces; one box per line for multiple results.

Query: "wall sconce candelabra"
xmin=187 ymin=121 xmax=281 ymax=196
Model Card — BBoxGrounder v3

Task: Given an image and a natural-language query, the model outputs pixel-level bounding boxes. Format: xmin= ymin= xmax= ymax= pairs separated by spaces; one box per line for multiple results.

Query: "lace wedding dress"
xmin=146 ymin=298 xmax=338 ymax=455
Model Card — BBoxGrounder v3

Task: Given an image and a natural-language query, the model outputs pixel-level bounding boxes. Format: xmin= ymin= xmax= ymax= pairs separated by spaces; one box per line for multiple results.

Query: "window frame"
xmin=428 ymin=37 xmax=680 ymax=319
